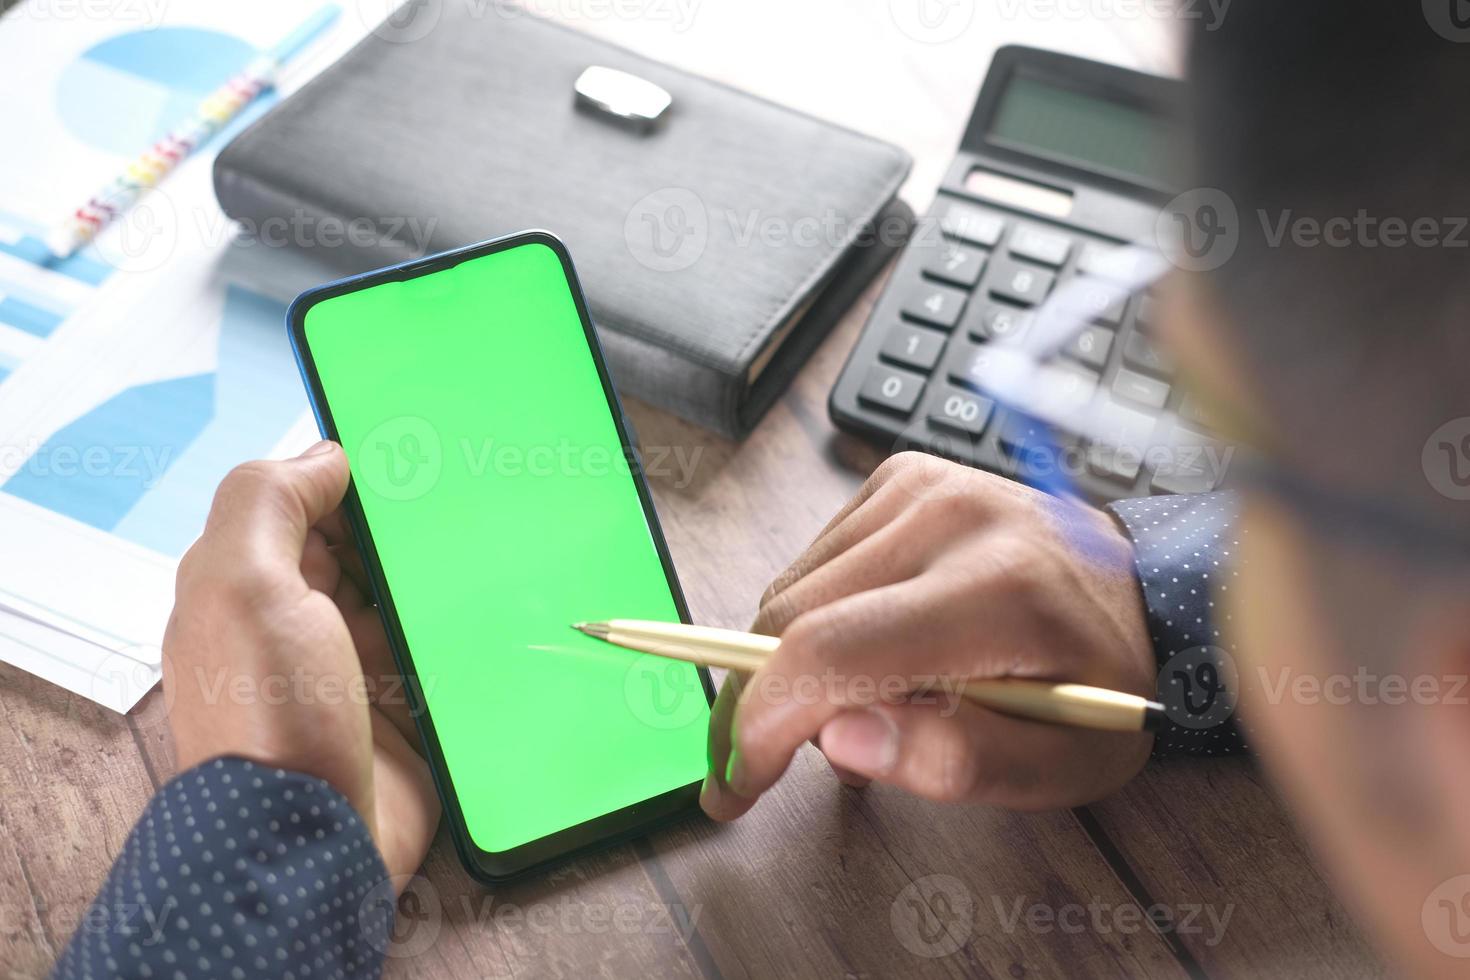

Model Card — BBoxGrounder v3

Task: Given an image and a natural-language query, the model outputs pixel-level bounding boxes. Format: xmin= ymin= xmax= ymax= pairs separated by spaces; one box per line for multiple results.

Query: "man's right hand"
xmin=700 ymin=452 xmax=1158 ymax=821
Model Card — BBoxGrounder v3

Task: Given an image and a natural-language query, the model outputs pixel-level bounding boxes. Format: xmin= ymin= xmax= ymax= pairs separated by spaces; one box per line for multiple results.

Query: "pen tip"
xmin=572 ymin=622 xmax=610 ymax=639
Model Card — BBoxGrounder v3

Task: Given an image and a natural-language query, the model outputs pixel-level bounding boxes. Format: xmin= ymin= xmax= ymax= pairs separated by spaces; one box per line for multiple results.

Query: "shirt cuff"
xmin=1107 ymin=492 xmax=1253 ymax=757
xmin=52 ymin=756 xmax=395 ymax=980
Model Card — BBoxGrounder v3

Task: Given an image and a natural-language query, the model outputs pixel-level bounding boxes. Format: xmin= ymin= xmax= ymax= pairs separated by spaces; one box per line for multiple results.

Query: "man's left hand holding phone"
xmin=163 ymin=440 xmax=441 ymax=886
xmin=162 ymin=232 xmax=709 ymax=892
xmin=47 ymin=441 xmax=445 ymax=976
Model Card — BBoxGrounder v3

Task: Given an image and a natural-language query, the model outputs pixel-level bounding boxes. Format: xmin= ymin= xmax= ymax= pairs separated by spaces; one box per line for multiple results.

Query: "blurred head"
xmin=1161 ymin=2 xmax=1470 ymax=974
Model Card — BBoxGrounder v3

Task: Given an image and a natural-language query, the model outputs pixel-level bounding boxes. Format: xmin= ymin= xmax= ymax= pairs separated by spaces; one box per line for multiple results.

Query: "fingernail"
xmin=822 ymin=709 xmax=899 ymax=777
xmin=724 ymin=747 xmax=750 ymax=798
xmin=699 ymin=772 xmax=723 ymax=813
xmin=303 ymin=440 xmax=336 ymax=457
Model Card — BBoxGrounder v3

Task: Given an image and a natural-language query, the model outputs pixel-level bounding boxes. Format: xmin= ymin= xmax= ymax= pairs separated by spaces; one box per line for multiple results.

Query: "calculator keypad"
xmin=969 ymin=304 xmax=1032 ymax=342
xmin=1010 ymin=225 xmax=1074 ymax=267
xmin=1111 ymin=367 xmax=1171 ymax=410
xmin=928 ymin=386 xmax=994 ymax=436
xmin=987 ymin=256 xmax=1056 ymax=306
xmin=880 ymin=324 xmax=946 ymax=372
xmin=900 ymin=281 xmax=968 ymax=331
xmin=921 ymin=242 xmax=987 ymax=288
xmin=832 ymin=191 xmax=1223 ymax=502
xmin=858 ymin=364 xmax=925 ymax=414
xmin=938 ymin=201 xmax=1006 ymax=247
xmin=1060 ymin=324 xmax=1113 ymax=370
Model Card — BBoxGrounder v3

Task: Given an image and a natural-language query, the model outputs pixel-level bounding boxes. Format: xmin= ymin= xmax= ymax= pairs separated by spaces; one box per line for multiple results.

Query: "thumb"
xmin=202 ymin=441 xmax=351 ymax=570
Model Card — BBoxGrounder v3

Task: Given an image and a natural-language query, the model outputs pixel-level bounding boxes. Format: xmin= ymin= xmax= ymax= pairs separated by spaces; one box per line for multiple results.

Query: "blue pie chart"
xmin=54 ymin=26 xmax=268 ymax=155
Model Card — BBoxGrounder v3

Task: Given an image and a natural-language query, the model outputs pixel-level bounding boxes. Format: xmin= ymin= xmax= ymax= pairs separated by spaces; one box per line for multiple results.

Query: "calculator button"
xmin=927 ymin=385 xmax=994 ymax=436
xmin=1123 ymin=331 xmax=1172 ymax=376
xmin=1151 ymin=469 xmax=1217 ymax=495
xmin=920 ymin=242 xmax=987 ymax=288
xmin=946 ymin=338 xmax=1003 ymax=393
xmin=1064 ymin=278 xmax=1129 ymax=327
xmin=1135 ymin=295 xmax=1158 ymax=331
xmin=998 ymin=412 xmax=1051 ymax=453
xmin=1088 ymin=442 xmax=1144 ymax=486
xmin=1035 ymin=361 xmax=1100 ymax=415
xmin=858 ymin=364 xmax=926 ymax=415
xmin=1010 ymin=225 xmax=1074 ymax=268
xmin=1090 ymin=398 xmax=1160 ymax=460
xmin=987 ymin=257 xmax=1056 ymax=306
xmin=879 ymin=324 xmax=946 ymax=372
xmin=938 ymin=201 xmax=1006 ymax=247
xmin=1179 ymin=397 xmax=1219 ymax=429
xmin=1150 ymin=436 xmax=1223 ymax=494
xmin=970 ymin=304 xmax=1033 ymax=342
xmin=1077 ymin=242 xmax=1152 ymax=282
xmin=1111 ymin=367 xmax=1171 ymax=409
xmin=901 ymin=281 xmax=968 ymax=330
xmin=1060 ymin=324 xmax=1114 ymax=369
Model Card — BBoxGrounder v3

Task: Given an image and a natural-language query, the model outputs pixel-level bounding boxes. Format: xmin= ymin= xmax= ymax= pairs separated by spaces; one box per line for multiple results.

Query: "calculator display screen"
xmin=988 ymin=74 xmax=1171 ymax=186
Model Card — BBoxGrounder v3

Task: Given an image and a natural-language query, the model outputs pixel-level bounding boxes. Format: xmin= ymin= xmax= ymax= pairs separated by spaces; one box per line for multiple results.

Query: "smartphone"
xmin=288 ymin=232 xmax=714 ymax=881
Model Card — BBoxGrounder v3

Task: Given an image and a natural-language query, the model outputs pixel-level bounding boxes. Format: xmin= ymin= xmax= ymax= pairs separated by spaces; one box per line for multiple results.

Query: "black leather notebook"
xmin=214 ymin=5 xmax=913 ymax=438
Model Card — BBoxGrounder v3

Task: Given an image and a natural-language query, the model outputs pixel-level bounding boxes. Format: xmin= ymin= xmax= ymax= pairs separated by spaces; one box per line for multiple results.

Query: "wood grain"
xmin=0 ymin=663 xmax=158 ymax=979
xmin=1081 ymin=760 xmax=1389 ymax=979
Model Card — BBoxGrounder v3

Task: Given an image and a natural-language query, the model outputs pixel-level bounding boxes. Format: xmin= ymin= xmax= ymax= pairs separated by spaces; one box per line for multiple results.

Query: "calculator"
xmin=830 ymin=47 xmax=1216 ymax=501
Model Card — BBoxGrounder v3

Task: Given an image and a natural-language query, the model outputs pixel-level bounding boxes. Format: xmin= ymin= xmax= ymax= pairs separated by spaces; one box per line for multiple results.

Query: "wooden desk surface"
xmin=1 ymin=4 xmax=1385 ymax=978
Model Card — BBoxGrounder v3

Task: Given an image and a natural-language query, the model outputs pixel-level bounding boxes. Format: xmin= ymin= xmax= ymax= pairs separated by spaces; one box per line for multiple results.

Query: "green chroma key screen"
xmin=298 ymin=239 xmax=709 ymax=857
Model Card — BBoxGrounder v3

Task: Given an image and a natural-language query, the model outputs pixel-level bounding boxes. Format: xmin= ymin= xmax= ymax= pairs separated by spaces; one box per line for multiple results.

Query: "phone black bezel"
xmin=286 ymin=230 xmax=717 ymax=883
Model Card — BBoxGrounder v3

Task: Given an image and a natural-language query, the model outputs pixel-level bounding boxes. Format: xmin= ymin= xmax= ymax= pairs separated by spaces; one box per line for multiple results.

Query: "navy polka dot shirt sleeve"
xmin=1107 ymin=492 xmax=1252 ymax=757
xmin=51 ymin=757 xmax=395 ymax=980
